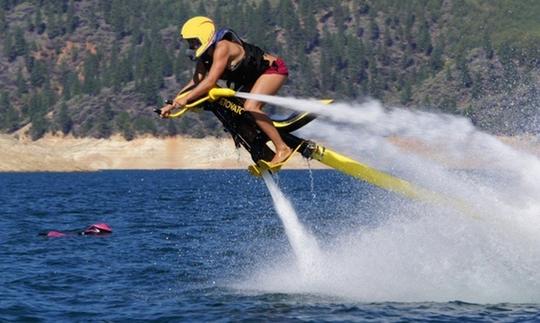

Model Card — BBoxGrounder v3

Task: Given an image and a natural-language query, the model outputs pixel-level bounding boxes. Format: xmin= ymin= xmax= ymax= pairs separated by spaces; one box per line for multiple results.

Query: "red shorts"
xmin=264 ymin=58 xmax=289 ymax=76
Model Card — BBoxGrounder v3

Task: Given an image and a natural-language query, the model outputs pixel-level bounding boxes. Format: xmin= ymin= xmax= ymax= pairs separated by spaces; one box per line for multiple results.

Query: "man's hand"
xmin=159 ymin=103 xmax=174 ymax=118
xmin=159 ymin=96 xmax=188 ymax=118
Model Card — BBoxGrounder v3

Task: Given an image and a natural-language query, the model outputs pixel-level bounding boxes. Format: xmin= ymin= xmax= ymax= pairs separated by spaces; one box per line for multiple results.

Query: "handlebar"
xmin=154 ymin=88 xmax=236 ymax=119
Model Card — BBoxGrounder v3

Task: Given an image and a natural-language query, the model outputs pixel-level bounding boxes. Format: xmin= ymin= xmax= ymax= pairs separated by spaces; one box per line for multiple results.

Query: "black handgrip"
xmin=153 ymin=99 xmax=174 ymax=116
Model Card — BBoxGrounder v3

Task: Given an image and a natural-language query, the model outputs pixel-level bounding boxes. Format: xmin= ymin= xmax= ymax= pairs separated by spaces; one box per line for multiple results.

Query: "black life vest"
xmin=200 ymin=28 xmax=270 ymax=89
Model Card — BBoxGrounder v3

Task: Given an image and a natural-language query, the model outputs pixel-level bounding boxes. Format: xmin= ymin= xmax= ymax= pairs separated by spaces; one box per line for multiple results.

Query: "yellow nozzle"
xmin=209 ymin=88 xmax=236 ymax=101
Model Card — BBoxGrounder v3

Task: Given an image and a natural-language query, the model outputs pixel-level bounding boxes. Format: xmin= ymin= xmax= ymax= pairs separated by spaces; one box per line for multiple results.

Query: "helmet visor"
xmin=184 ymin=38 xmax=202 ymax=51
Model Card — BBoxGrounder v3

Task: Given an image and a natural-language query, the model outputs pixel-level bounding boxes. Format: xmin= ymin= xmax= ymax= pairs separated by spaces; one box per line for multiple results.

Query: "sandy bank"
xmin=1 ymin=134 xmax=538 ymax=172
xmin=0 ymin=134 xmax=317 ymax=172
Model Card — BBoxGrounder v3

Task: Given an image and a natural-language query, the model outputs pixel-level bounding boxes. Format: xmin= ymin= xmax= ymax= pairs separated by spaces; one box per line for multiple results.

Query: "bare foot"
xmin=270 ymin=146 xmax=293 ymax=165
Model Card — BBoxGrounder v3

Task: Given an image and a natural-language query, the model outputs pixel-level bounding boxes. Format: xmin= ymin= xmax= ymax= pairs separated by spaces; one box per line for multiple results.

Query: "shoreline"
xmin=0 ymin=134 xmax=321 ymax=172
xmin=1 ymin=134 xmax=538 ymax=172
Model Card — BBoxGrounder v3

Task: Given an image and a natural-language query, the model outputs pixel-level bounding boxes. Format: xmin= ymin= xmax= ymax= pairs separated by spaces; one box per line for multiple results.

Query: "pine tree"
xmin=430 ymin=37 xmax=444 ymax=73
xmin=34 ymin=7 xmax=46 ymax=34
xmin=439 ymin=95 xmax=458 ymax=114
xmin=142 ymin=70 xmax=160 ymax=105
xmin=58 ymin=60 xmax=70 ymax=99
xmin=55 ymin=101 xmax=72 ymax=135
xmin=16 ymin=67 xmax=27 ymax=95
xmin=134 ymin=116 xmax=157 ymax=136
xmin=29 ymin=112 xmax=49 ymax=140
xmin=333 ymin=0 xmax=346 ymax=34
xmin=118 ymin=54 xmax=134 ymax=85
xmin=110 ymin=0 xmax=127 ymax=38
xmin=13 ymin=26 xmax=27 ymax=57
xmin=471 ymin=72 xmax=483 ymax=99
xmin=0 ymin=91 xmax=9 ymax=129
xmin=456 ymin=48 xmax=472 ymax=88
xmin=369 ymin=17 xmax=380 ymax=41
xmin=42 ymin=79 xmax=57 ymax=108
xmin=346 ymin=36 xmax=365 ymax=85
xmin=368 ymin=54 xmax=381 ymax=98
xmin=303 ymin=9 xmax=318 ymax=53
xmin=383 ymin=26 xmax=393 ymax=47
xmin=3 ymin=32 xmax=16 ymax=61
xmin=482 ymin=32 xmax=494 ymax=60
xmin=30 ymin=59 xmax=48 ymax=87
xmin=400 ymin=80 xmax=412 ymax=104
xmin=417 ymin=19 xmax=432 ymax=55
xmin=166 ymin=120 xmax=178 ymax=137
xmin=96 ymin=103 xmax=114 ymax=138
xmin=0 ymin=7 xmax=7 ymax=34
xmin=47 ymin=12 xmax=64 ymax=39
xmin=115 ymin=111 xmax=134 ymax=140
xmin=174 ymin=51 xmax=188 ymax=83
xmin=66 ymin=0 xmax=80 ymax=33
xmin=0 ymin=91 xmax=19 ymax=132
xmin=88 ymin=9 xmax=99 ymax=30
xmin=26 ymin=91 xmax=49 ymax=140
xmin=82 ymin=52 xmax=101 ymax=95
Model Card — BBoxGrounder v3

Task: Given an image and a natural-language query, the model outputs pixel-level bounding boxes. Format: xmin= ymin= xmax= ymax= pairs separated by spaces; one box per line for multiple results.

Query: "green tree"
xmin=118 ymin=54 xmax=134 ymax=85
xmin=0 ymin=8 xmax=7 ymax=33
xmin=82 ymin=52 xmax=101 ymax=95
xmin=110 ymin=0 xmax=127 ymax=38
xmin=166 ymin=120 xmax=178 ymax=136
xmin=400 ymin=80 xmax=412 ymax=104
xmin=0 ymin=91 xmax=20 ymax=132
xmin=88 ymin=9 xmax=99 ymax=30
xmin=333 ymin=0 xmax=346 ymax=34
xmin=417 ymin=19 xmax=432 ymax=54
xmin=430 ymin=38 xmax=444 ymax=73
xmin=369 ymin=17 xmax=380 ymax=40
xmin=96 ymin=103 xmax=114 ymax=138
xmin=3 ymin=32 xmax=16 ymax=61
xmin=456 ymin=49 xmax=472 ymax=88
xmin=47 ymin=12 xmax=64 ymax=39
xmin=29 ymin=113 xmax=49 ymax=140
xmin=42 ymin=79 xmax=57 ymax=108
xmin=16 ymin=67 xmax=28 ymax=95
xmin=30 ymin=59 xmax=48 ymax=87
xmin=26 ymin=92 xmax=49 ymax=140
xmin=34 ymin=7 xmax=46 ymax=34
xmin=134 ymin=116 xmax=157 ymax=136
xmin=482 ymin=32 xmax=493 ymax=60
xmin=115 ymin=111 xmax=134 ymax=140
xmin=439 ymin=95 xmax=458 ymax=114
xmin=13 ymin=27 xmax=28 ymax=56
xmin=471 ymin=72 xmax=483 ymax=99
xmin=66 ymin=0 xmax=80 ymax=32
xmin=142 ymin=71 xmax=160 ymax=105
xmin=55 ymin=101 xmax=73 ymax=135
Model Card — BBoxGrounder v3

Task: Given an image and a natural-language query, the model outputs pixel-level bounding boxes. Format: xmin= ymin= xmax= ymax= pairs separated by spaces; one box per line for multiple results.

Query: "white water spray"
xmin=261 ymin=171 xmax=321 ymax=277
xmin=235 ymin=92 xmax=540 ymax=304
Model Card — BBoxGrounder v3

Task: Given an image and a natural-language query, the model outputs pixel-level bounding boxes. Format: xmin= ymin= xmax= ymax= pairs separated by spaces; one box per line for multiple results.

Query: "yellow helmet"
xmin=180 ymin=16 xmax=216 ymax=59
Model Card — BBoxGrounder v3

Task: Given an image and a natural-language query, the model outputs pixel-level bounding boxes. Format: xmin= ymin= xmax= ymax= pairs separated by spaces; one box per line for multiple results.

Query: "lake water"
xmin=1 ymin=170 xmax=539 ymax=321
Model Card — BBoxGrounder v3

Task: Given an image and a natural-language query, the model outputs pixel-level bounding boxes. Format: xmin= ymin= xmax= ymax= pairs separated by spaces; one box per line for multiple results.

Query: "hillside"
xmin=0 ymin=0 xmax=539 ymax=140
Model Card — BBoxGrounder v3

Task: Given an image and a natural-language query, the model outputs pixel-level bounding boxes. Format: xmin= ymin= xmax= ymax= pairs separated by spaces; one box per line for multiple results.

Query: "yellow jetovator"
xmin=159 ymin=87 xmax=480 ymax=218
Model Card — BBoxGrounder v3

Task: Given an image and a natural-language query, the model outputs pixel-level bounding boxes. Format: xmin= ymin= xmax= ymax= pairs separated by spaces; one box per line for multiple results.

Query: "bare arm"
xmin=177 ymin=61 xmax=207 ymax=95
xmin=160 ymin=43 xmax=229 ymax=117
xmin=179 ymin=42 xmax=229 ymax=103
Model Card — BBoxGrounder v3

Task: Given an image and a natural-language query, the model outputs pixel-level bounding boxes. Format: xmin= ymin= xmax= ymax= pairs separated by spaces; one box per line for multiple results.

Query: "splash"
xmin=261 ymin=171 xmax=321 ymax=278
xmin=235 ymin=92 xmax=540 ymax=304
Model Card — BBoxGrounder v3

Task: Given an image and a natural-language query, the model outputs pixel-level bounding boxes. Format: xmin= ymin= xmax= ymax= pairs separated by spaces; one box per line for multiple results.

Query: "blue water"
xmin=1 ymin=170 xmax=538 ymax=322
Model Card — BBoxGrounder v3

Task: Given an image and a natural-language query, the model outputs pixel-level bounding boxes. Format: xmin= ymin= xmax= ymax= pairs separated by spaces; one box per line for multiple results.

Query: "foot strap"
xmin=248 ymin=143 xmax=302 ymax=177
